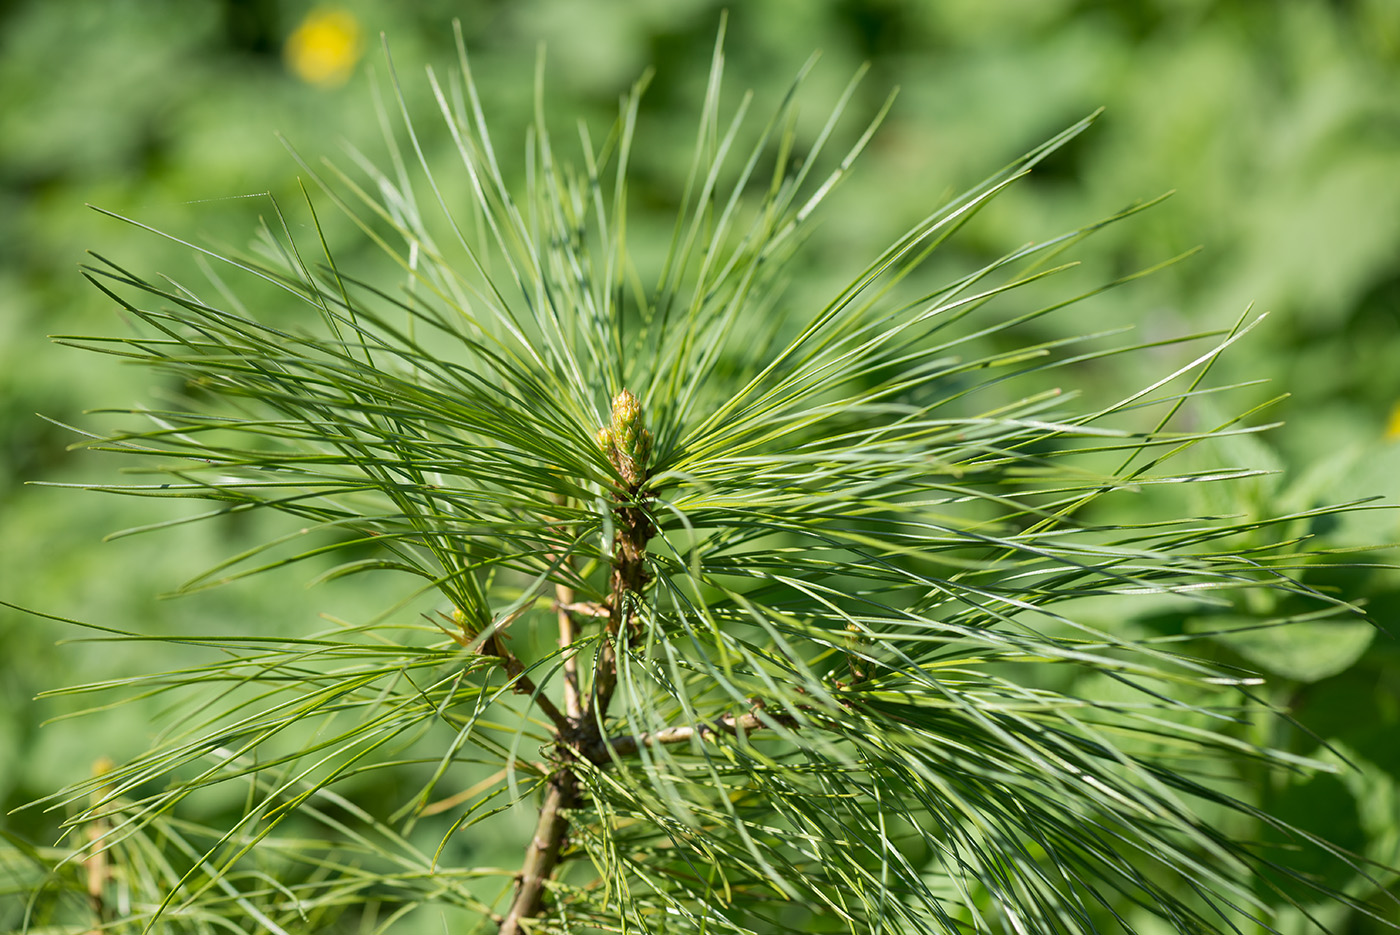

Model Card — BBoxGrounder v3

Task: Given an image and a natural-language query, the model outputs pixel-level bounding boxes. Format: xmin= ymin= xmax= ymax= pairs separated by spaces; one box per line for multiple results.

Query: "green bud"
xmin=599 ymin=389 xmax=652 ymax=486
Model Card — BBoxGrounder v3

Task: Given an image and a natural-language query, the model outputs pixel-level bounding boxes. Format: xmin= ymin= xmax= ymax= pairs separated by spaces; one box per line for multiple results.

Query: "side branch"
xmin=588 ymin=708 xmax=801 ymax=763
xmin=548 ymin=493 xmax=583 ymax=721
xmin=483 ymin=630 xmax=572 ymax=734
xmin=448 ymin=609 xmax=572 ymax=734
xmin=503 ymin=658 xmax=570 ymax=733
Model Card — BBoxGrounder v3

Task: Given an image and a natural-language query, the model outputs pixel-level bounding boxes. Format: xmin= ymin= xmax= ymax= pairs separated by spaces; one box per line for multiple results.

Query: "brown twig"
xmin=448 ymin=607 xmax=572 ymax=735
xmin=588 ymin=708 xmax=800 ymax=763
xmin=548 ymin=493 xmax=584 ymax=721
xmin=497 ymin=647 xmax=571 ymax=734
xmin=555 ymin=582 xmax=582 ymax=720
xmin=84 ymin=757 xmax=116 ymax=935
xmin=481 ymin=635 xmax=571 ymax=735
xmin=557 ymin=600 xmax=608 ymax=619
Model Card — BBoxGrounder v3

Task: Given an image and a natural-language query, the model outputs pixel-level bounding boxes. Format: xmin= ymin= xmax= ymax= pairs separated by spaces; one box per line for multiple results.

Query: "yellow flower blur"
xmin=1387 ymin=401 xmax=1400 ymax=441
xmin=285 ymin=7 xmax=365 ymax=88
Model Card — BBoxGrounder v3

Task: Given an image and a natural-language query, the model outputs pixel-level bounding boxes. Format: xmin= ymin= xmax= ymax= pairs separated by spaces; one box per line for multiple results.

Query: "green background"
xmin=4 ymin=0 xmax=1400 ymax=930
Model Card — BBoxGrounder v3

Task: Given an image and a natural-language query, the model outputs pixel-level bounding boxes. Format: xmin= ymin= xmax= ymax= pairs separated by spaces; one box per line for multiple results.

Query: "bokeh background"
xmin=3 ymin=1 xmax=1400 ymax=930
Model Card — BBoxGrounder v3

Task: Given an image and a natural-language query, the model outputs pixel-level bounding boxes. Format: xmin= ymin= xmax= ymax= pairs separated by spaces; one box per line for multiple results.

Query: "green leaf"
xmin=1193 ymin=615 xmax=1376 ymax=683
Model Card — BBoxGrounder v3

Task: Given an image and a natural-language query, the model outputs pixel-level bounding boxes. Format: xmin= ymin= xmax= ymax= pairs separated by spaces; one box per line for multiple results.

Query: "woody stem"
xmin=496 ymin=770 xmax=578 ymax=935
xmin=497 ymin=486 xmax=651 ymax=932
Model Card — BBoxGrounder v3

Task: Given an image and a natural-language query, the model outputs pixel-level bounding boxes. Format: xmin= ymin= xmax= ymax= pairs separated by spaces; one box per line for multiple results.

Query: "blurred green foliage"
xmin=3 ymin=0 xmax=1399 ymax=930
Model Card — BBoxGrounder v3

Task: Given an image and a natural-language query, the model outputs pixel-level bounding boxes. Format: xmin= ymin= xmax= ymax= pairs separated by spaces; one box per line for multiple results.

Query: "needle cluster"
xmin=20 ymin=20 xmax=1398 ymax=935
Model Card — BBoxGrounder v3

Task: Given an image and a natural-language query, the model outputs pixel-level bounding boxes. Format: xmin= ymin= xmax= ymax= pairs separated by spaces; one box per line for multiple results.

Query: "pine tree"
xmin=15 ymin=23 xmax=1397 ymax=935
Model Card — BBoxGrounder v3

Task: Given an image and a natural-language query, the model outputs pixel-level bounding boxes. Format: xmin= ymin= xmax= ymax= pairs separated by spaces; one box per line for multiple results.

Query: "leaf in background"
xmin=1192 ymin=615 xmax=1376 ymax=683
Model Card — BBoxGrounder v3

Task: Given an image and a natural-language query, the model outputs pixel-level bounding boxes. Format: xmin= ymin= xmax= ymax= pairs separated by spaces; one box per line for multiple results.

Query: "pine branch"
xmin=583 ymin=391 xmax=655 ymax=728
xmin=589 ymin=705 xmax=801 ymax=763
xmin=497 ymin=771 xmax=579 ymax=935
xmin=449 ymin=607 xmax=572 ymax=735
xmin=498 ymin=390 xmax=656 ymax=932
xmin=27 ymin=25 xmax=1396 ymax=934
